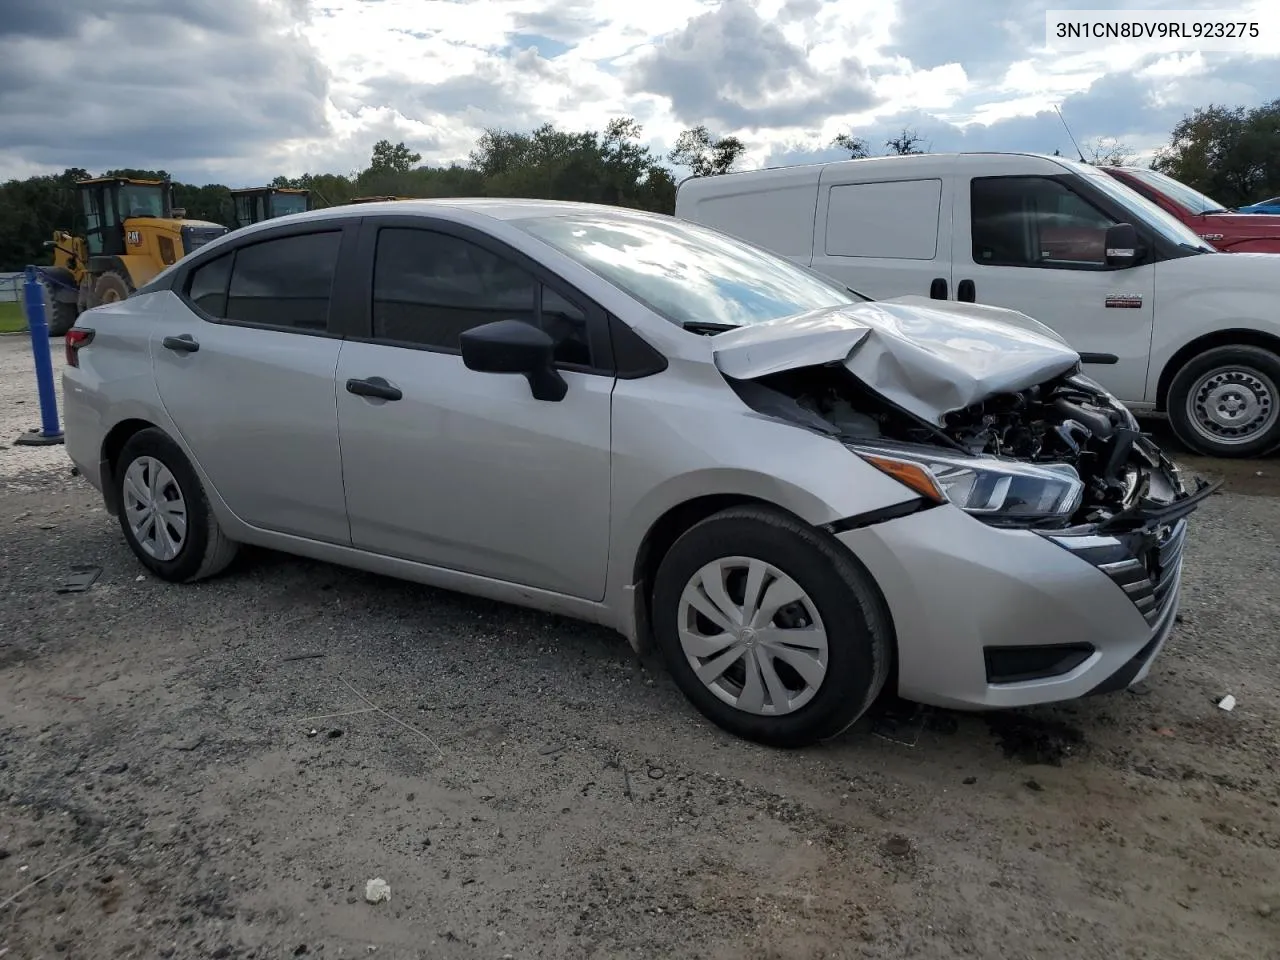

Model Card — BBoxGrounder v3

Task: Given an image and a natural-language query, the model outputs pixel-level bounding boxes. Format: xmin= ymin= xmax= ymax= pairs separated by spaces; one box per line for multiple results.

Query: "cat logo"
xmin=126 ymin=230 xmax=142 ymax=245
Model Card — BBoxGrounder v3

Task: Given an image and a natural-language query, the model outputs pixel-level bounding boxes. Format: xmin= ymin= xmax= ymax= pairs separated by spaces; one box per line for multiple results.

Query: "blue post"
xmin=13 ymin=265 xmax=65 ymax=447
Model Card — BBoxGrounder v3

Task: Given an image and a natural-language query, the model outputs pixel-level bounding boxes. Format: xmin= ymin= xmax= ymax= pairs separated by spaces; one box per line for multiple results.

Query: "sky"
xmin=1 ymin=0 xmax=1277 ymax=186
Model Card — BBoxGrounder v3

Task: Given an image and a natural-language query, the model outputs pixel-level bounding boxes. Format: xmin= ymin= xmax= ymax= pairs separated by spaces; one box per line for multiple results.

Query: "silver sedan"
xmin=60 ymin=199 xmax=1211 ymax=747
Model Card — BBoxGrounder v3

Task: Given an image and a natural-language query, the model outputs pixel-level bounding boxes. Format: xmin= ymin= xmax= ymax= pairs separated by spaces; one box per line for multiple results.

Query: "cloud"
xmin=627 ymin=0 xmax=879 ymax=131
xmin=1 ymin=0 xmax=1278 ymax=186
xmin=0 ymin=0 xmax=330 ymax=182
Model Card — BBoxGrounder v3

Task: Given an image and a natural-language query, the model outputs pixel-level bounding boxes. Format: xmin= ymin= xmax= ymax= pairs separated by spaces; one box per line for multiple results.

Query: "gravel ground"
xmin=1 ymin=333 xmax=1278 ymax=960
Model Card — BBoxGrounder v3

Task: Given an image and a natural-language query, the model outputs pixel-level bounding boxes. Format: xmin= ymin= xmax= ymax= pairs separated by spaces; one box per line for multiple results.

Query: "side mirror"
xmin=1104 ymin=223 xmax=1141 ymax=268
xmin=460 ymin=319 xmax=567 ymax=402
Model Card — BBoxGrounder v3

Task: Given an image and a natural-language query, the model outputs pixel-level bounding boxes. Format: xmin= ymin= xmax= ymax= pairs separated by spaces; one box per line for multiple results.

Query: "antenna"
xmin=1054 ymin=105 xmax=1087 ymax=163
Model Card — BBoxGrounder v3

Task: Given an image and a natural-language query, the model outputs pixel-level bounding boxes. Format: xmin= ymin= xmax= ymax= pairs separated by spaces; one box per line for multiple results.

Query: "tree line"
xmin=2 ymin=99 xmax=1277 ymax=272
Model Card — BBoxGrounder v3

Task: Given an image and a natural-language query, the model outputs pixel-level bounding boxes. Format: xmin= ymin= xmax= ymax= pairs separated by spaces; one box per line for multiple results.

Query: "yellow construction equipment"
xmin=42 ymin=176 xmax=229 ymax=335
xmin=230 ymin=186 xmax=311 ymax=228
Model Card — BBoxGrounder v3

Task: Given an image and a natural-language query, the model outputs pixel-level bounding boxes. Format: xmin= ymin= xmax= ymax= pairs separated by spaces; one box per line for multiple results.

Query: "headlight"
xmin=856 ymin=446 xmax=1084 ymax=520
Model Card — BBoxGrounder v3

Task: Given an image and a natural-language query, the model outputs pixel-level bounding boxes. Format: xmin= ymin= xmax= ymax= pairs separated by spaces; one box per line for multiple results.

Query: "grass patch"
xmin=0 ymin=301 xmax=28 ymax=334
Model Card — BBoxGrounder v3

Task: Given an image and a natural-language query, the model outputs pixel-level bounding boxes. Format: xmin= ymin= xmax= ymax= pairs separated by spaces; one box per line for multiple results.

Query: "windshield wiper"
xmin=682 ymin=320 xmax=741 ymax=335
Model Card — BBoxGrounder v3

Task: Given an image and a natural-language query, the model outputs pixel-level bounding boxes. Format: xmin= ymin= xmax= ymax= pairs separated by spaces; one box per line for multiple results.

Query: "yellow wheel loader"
xmin=230 ymin=186 xmax=311 ymax=228
xmin=42 ymin=176 xmax=229 ymax=336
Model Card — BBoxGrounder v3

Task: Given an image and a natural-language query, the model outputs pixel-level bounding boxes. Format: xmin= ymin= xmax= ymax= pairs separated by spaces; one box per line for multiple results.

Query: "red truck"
xmin=1102 ymin=166 xmax=1280 ymax=253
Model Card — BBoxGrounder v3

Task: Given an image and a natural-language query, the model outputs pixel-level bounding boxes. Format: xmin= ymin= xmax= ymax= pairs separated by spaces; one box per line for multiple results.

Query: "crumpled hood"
xmin=711 ymin=296 xmax=1081 ymax=424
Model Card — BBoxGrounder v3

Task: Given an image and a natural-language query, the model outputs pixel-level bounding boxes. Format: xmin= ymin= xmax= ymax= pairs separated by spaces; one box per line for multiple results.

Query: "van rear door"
xmin=810 ymin=158 xmax=955 ymax=301
xmin=673 ymin=166 xmax=820 ymax=266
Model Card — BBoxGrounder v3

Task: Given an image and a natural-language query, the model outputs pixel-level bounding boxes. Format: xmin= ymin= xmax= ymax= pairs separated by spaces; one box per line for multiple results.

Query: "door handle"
xmin=345 ymin=376 xmax=402 ymax=402
xmin=957 ymin=279 xmax=976 ymax=303
xmin=162 ymin=334 xmax=199 ymax=353
xmin=929 ymin=277 xmax=948 ymax=300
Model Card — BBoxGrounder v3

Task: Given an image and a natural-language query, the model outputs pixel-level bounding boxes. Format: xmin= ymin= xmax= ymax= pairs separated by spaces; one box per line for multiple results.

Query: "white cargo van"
xmin=675 ymin=152 xmax=1280 ymax=458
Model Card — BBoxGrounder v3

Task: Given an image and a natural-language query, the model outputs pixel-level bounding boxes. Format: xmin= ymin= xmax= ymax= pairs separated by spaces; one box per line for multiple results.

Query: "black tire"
xmin=651 ymin=506 xmax=892 ymax=749
xmin=1166 ymin=345 xmax=1280 ymax=458
xmin=40 ymin=267 xmax=80 ymax=337
xmin=91 ymin=270 xmax=133 ymax=308
xmin=115 ymin=428 xmax=238 ymax=583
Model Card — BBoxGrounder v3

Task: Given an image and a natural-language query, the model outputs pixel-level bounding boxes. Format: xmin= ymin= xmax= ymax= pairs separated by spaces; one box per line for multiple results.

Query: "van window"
xmin=971 ymin=177 xmax=1118 ymax=268
xmin=826 ymin=180 xmax=941 ymax=260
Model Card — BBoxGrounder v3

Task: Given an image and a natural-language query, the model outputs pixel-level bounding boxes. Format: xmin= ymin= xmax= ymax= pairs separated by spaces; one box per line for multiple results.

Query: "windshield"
xmin=517 ymin=214 xmax=865 ymax=330
xmin=1120 ymin=167 xmax=1229 ymax=215
xmin=271 ymin=193 xmax=308 ymax=217
xmin=120 ymin=184 xmax=166 ymax=219
xmin=1081 ymin=168 xmax=1215 ymax=252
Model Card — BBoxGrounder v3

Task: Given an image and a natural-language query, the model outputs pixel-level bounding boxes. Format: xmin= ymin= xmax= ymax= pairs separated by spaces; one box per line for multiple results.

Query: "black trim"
xmin=1084 ymin=630 xmax=1164 ymax=697
xmin=87 ymin=255 xmax=127 ymax=276
xmin=1079 ymin=352 xmax=1119 ymax=365
xmin=820 ymin=497 xmax=938 ymax=534
xmin=609 ymin=313 xmax=668 ymax=378
xmin=346 ymin=215 xmax=616 ymax=377
xmin=984 ymin=643 xmax=1095 ymax=685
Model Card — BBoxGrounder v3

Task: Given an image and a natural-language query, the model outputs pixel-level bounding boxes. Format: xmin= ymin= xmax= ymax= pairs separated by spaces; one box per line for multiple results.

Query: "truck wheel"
xmin=651 ymin=505 xmax=892 ymax=748
xmin=39 ymin=267 xmax=80 ymax=337
xmin=1167 ymin=345 xmax=1280 ymax=457
xmin=92 ymin=270 xmax=133 ymax=307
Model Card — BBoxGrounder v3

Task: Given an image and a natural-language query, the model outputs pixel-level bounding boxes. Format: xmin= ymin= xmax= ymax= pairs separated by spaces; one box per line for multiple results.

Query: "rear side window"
xmin=188 ymin=252 xmax=232 ymax=317
xmin=372 ymin=227 xmax=592 ymax=366
xmin=186 ymin=231 xmax=342 ymax=332
xmin=825 ymin=179 xmax=942 ymax=260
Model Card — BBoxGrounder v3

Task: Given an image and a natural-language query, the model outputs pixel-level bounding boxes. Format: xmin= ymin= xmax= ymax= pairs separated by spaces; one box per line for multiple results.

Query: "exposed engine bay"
xmin=728 ymin=363 xmax=1213 ymax=530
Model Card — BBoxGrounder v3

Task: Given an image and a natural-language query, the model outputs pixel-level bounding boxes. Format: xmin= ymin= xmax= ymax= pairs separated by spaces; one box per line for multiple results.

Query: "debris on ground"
xmin=56 ymin=564 xmax=101 ymax=594
xmin=365 ymin=878 xmax=391 ymax=904
xmin=1218 ymin=695 xmax=1237 ymax=712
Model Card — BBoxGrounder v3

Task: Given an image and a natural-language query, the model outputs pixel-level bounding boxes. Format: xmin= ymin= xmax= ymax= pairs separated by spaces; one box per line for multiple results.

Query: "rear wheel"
xmin=115 ymin=428 xmax=238 ymax=583
xmin=39 ymin=267 xmax=80 ymax=337
xmin=1167 ymin=345 xmax=1280 ymax=457
xmin=92 ymin=270 xmax=133 ymax=307
xmin=651 ymin=506 xmax=892 ymax=748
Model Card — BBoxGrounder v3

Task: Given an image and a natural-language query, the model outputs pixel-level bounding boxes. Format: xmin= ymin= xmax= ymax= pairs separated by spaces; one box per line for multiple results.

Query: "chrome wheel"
xmin=123 ymin=456 xmax=188 ymax=561
xmin=677 ymin=556 xmax=828 ymax=716
xmin=1186 ymin=365 xmax=1278 ymax=446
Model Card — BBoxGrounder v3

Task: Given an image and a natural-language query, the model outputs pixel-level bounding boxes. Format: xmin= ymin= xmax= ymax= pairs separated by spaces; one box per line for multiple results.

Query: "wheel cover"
xmin=123 ymin=456 xmax=188 ymax=561
xmin=677 ymin=556 xmax=829 ymax=716
xmin=1185 ymin=364 xmax=1278 ymax=446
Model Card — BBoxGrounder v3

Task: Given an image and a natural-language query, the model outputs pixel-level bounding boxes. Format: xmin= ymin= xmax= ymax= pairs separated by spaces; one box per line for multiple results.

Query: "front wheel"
xmin=115 ymin=428 xmax=239 ymax=582
xmin=651 ymin=506 xmax=892 ymax=748
xmin=1167 ymin=345 xmax=1280 ymax=457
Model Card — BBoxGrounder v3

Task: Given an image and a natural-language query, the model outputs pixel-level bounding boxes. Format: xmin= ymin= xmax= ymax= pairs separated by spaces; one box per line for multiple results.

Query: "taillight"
xmin=65 ymin=328 xmax=94 ymax=367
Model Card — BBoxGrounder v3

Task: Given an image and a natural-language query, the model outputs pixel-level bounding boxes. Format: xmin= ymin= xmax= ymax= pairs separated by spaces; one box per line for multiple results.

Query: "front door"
xmin=335 ymin=221 xmax=614 ymax=601
xmin=150 ymin=227 xmax=352 ymax=544
xmin=951 ymin=173 xmax=1156 ymax=403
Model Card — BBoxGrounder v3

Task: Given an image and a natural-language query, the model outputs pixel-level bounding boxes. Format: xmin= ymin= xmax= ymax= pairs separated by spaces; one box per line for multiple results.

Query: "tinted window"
xmin=223 ymin=231 xmax=341 ymax=330
xmin=372 ymin=228 xmax=591 ymax=365
xmin=187 ymin=252 xmax=232 ymax=316
xmin=971 ymin=177 xmax=1118 ymax=268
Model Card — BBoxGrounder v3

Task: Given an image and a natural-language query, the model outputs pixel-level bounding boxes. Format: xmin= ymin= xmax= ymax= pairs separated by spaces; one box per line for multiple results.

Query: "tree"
xmin=668 ymin=126 xmax=746 ymax=177
xmin=885 ymin=128 xmax=928 ymax=155
xmin=369 ymin=140 xmax=422 ymax=175
xmin=830 ymin=132 xmax=869 ymax=159
xmin=1152 ymin=100 xmax=1280 ymax=207
xmin=1082 ymin=136 xmax=1135 ymax=167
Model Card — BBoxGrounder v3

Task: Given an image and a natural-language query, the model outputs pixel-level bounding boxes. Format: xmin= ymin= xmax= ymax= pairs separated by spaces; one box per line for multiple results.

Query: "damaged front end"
xmin=728 ymin=361 xmax=1215 ymax=533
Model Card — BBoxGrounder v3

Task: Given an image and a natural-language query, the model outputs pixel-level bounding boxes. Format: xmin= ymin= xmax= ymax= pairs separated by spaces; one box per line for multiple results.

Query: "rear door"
xmin=810 ymin=161 xmax=954 ymax=300
xmin=950 ymin=172 xmax=1156 ymax=403
xmin=150 ymin=222 xmax=357 ymax=544
xmin=333 ymin=216 xmax=615 ymax=600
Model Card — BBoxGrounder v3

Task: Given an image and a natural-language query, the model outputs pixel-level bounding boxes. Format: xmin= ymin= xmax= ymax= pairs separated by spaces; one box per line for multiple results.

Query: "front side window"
xmin=187 ymin=231 xmax=341 ymax=331
xmin=371 ymin=228 xmax=592 ymax=366
xmin=272 ymin=194 xmax=309 ymax=217
xmin=971 ymin=177 xmax=1118 ymax=268
xmin=517 ymin=213 xmax=864 ymax=332
xmin=119 ymin=185 xmax=166 ymax=219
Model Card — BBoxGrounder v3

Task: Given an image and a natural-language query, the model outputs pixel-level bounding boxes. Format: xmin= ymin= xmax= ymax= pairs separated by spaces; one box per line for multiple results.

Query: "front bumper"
xmin=838 ymin=503 xmax=1187 ymax=710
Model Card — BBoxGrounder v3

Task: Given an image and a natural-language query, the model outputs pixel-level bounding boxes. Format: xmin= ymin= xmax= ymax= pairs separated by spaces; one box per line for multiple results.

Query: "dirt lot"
xmin=1 ymin=334 xmax=1277 ymax=960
